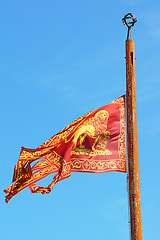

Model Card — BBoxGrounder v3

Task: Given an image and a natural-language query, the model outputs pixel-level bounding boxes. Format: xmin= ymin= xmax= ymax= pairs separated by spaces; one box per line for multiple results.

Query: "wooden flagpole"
xmin=122 ymin=13 xmax=142 ymax=240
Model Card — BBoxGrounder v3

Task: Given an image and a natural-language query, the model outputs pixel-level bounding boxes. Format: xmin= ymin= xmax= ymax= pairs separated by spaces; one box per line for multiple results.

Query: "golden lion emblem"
xmin=68 ymin=110 xmax=111 ymax=155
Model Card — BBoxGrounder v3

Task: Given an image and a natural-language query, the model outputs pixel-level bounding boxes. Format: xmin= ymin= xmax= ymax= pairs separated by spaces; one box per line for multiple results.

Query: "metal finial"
xmin=122 ymin=13 xmax=137 ymax=39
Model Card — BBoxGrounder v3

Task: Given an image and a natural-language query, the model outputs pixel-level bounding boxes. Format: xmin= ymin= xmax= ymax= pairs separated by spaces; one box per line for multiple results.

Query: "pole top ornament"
xmin=122 ymin=13 xmax=137 ymax=39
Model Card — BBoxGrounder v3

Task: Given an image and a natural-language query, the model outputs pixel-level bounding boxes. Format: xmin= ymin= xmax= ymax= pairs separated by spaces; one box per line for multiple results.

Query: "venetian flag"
xmin=4 ymin=96 xmax=126 ymax=203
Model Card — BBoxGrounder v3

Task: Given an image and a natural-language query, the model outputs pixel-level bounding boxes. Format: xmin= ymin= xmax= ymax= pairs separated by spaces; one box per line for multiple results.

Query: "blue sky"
xmin=1 ymin=1 xmax=160 ymax=239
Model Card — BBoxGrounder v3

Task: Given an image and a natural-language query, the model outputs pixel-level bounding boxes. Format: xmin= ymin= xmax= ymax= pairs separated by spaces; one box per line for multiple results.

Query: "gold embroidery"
xmin=70 ymin=110 xmax=111 ymax=156
xmin=70 ymin=96 xmax=126 ymax=171
xmin=70 ymin=158 xmax=126 ymax=172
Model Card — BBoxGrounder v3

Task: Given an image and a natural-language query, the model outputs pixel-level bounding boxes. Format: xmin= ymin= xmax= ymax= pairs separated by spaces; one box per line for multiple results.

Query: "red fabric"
xmin=4 ymin=96 xmax=126 ymax=203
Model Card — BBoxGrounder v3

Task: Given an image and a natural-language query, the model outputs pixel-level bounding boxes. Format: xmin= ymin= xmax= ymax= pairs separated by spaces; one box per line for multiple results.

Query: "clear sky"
xmin=1 ymin=1 xmax=160 ymax=239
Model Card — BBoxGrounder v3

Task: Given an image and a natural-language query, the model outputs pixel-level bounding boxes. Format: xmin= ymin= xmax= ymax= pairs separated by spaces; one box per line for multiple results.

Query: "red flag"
xmin=4 ymin=96 xmax=126 ymax=203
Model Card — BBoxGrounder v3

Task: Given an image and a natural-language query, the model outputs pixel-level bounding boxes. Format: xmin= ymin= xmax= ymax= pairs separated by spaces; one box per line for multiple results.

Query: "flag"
xmin=4 ymin=96 xmax=126 ymax=203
